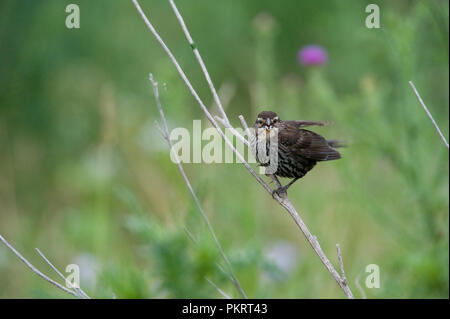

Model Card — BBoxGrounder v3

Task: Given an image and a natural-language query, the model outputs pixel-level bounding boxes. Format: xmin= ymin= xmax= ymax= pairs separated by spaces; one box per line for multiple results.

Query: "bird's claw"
xmin=272 ymin=186 xmax=287 ymax=199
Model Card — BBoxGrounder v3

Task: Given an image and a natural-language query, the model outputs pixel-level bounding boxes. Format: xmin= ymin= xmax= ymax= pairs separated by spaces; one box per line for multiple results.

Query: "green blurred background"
xmin=0 ymin=0 xmax=448 ymax=298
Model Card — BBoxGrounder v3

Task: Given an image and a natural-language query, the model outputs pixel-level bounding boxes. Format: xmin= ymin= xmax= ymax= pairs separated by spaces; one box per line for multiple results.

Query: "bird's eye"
xmin=272 ymin=118 xmax=278 ymax=123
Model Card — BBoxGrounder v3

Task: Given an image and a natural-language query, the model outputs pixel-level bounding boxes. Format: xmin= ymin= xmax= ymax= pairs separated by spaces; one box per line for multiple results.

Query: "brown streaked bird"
xmin=251 ymin=111 xmax=343 ymax=196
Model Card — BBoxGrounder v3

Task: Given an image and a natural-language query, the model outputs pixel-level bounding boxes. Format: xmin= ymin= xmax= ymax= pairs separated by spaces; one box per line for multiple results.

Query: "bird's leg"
xmin=266 ymin=174 xmax=281 ymax=192
xmin=266 ymin=173 xmax=282 ymax=187
xmin=272 ymin=177 xmax=300 ymax=197
xmin=266 ymin=174 xmax=284 ymax=198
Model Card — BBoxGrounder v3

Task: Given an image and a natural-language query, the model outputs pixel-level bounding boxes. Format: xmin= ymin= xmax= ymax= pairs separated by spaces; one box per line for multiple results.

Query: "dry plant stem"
xmin=238 ymin=115 xmax=252 ymax=139
xmin=336 ymin=244 xmax=348 ymax=285
xmin=133 ymin=0 xmax=354 ymax=298
xmin=215 ymin=116 xmax=249 ymax=147
xmin=183 ymin=225 xmax=199 ymax=245
xmin=355 ymin=274 xmax=367 ymax=299
xmin=276 ymin=197 xmax=354 ymax=298
xmin=35 ymin=248 xmax=90 ymax=299
xmin=168 ymin=0 xmax=230 ymax=127
xmin=409 ymin=81 xmax=449 ymax=150
xmin=149 ymin=74 xmax=247 ymax=299
xmin=205 ymin=84 xmax=235 ymax=124
xmin=205 ymin=277 xmax=232 ymax=299
xmin=0 ymin=235 xmax=79 ymax=298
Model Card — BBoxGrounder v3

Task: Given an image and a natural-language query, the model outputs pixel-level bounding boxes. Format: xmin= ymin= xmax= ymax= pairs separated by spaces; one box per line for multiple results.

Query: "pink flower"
xmin=298 ymin=45 xmax=328 ymax=66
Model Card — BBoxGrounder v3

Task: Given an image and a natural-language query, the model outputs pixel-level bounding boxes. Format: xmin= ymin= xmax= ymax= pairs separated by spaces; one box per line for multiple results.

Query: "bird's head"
xmin=254 ymin=111 xmax=280 ymax=132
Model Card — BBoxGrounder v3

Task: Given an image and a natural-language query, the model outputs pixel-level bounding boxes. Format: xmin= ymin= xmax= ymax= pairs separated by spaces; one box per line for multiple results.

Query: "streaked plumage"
xmin=251 ymin=111 xmax=343 ymax=195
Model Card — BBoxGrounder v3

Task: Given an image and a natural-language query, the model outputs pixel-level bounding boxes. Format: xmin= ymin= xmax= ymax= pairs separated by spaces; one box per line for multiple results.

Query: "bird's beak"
xmin=265 ymin=118 xmax=272 ymax=131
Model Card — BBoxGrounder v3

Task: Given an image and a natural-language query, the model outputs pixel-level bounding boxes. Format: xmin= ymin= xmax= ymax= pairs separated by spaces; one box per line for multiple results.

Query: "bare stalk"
xmin=336 ymin=244 xmax=348 ymax=286
xmin=238 ymin=115 xmax=252 ymax=138
xmin=35 ymin=248 xmax=90 ymax=299
xmin=0 ymin=235 xmax=80 ymax=298
xmin=168 ymin=0 xmax=230 ymax=127
xmin=215 ymin=116 xmax=249 ymax=147
xmin=409 ymin=81 xmax=449 ymax=150
xmin=355 ymin=274 xmax=367 ymax=299
xmin=149 ymin=74 xmax=247 ymax=299
xmin=133 ymin=0 xmax=354 ymax=298
xmin=205 ymin=277 xmax=232 ymax=299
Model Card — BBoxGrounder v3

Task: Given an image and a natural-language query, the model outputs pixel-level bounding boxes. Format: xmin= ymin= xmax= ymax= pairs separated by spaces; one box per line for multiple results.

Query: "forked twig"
xmin=238 ymin=115 xmax=252 ymax=138
xmin=149 ymin=74 xmax=247 ymax=299
xmin=215 ymin=115 xmax=249 ymax=147
xmin=35 ymin=248 xmax=90 ymax=299
xmin=133 ymin=0 xmax=354 ymax=298
xmin=409 ymin=81 xmax=449 ymax=150
xmin=336 ymin=244 xmax=348 ymax=286
xmin=0 ymin=235 xmax=81 ymax=298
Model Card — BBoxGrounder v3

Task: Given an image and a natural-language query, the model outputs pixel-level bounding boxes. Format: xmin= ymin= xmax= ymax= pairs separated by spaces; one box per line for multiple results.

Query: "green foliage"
xmin=0 ymin=0 xmax=448 ymax=298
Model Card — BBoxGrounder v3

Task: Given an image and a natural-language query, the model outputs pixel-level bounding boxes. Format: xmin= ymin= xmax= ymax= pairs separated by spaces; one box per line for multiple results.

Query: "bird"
xmin=250 ymin=111 xmax=343 ymax=196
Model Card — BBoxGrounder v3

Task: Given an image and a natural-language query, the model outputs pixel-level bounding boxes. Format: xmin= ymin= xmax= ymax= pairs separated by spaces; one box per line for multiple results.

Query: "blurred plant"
xmin=118 ymin=183 xmax=255 ymax=298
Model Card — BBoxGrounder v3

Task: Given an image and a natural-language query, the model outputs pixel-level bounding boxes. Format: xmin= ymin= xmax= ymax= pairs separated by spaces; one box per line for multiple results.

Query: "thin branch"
xmin=35 ymin=248 xmax=90 ymax=299
xmin=204 ymin=83 xmax=236 ymax=124
xmin=238 ymin=115 xmax=252 ymax=139
xmin=205 ymin=277 xmax=232 ymax=299
xmin=168 ymin=0 xmax=230 ymax=127
xmin=215 ymin=116 xmax=249 ymax=147
xmin=149 ymin=73 xmax=247 ymax=299
xmin=409 ymin=81 xmax=449 ymax=150
xmin=355 ymin=274 xmax=367 ymax=299
xmin=0 ymin=235 xmax=79 ymax=298
xmin=183 ymin=225 xmax=199 ymax=245
xmin=133 ymin=0 xmax=354 ymax=298
xmin=336 ymin=244 xmax=348 ymax=286
xmin=154 ymin=119 xmax=169 ymax=141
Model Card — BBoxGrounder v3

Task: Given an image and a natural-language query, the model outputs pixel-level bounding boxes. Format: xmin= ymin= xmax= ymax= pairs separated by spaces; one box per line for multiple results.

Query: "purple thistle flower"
xmin=298 ymin=45 xmax=328 ymax=66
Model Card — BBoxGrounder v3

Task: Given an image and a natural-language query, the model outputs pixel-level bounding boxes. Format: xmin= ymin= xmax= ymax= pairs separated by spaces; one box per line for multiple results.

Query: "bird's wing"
xmin=283 ymin=120 xmax=329 ymax=128
xmin=278 ymin=126 xmax=341 ymax=161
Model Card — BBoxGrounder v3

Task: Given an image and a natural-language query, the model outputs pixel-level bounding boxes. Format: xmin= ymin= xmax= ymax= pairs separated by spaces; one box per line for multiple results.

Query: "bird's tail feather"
xmin=327 ymin=139 xmax=346 ymax=148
